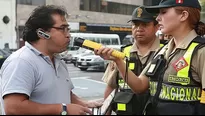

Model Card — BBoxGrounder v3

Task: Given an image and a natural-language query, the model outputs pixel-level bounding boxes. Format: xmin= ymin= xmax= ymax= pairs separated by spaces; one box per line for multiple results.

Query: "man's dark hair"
xmin=23 ymin=5 xmax=68 ymax=42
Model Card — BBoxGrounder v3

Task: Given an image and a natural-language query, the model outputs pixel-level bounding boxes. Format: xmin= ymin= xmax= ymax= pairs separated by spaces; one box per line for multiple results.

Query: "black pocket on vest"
xmin=112 ymin=91 xmax=149 ymax=115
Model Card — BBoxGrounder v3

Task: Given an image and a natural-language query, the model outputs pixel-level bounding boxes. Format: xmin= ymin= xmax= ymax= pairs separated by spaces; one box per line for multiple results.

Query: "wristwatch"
xmin=61 ymin=103 xmax=68 ymax=115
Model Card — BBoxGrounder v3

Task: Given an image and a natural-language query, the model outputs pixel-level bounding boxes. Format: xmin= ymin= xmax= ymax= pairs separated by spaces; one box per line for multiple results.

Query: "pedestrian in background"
xmin=3 ymin=43 xmax=12 ymax=54
xmin=0 ymin=5 xmax=101 ymax=115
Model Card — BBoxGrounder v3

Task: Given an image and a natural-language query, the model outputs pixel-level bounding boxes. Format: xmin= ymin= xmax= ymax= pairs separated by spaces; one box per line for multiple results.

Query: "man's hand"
xmin=85 ymin=99 xmax=104 ymax=108
xmin=67 ymin=104 xmax=92 ymax=115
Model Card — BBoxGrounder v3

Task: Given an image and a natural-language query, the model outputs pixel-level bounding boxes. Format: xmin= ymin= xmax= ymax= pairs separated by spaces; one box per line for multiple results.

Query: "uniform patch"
xmin=168 ymin=75 xmax=190 ymax=85
xmin=176 ymin=0 xmax=183 ymax=4
xmin=172 ymin=57 xmax=188 ymax=71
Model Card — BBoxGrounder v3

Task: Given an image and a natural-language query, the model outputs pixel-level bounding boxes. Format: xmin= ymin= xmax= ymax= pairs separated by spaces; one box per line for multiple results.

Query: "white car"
xmin=77 ymin=54 xmax=109 ymax=71
xmin=71 ymin=49 xmax=94 ymax=66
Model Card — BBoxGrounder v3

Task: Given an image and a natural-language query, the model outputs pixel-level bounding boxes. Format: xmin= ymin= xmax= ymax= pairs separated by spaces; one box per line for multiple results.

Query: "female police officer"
xmin=95 ymin=0 xmax=205 ymax=115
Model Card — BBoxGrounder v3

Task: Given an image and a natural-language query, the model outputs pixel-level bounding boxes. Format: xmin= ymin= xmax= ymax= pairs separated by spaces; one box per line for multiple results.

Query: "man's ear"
xmin=180 ymin=11 xmax=189 ymax=22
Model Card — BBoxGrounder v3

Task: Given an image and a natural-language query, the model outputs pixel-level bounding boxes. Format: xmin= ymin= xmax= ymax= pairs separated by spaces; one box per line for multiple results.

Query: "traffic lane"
xmin=67 ymin=63 xmax=105 ymax=82
xmin=71 ymin=77 xmax=106 ymax=100
xmin=67 ymin=63 xmax=107 ymax=100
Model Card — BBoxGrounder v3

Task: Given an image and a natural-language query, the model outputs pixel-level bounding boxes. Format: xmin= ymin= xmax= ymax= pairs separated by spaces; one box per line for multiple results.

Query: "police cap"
xmin=145 ymin=0 xmax=201 ymax=14
xmin=128 ymin=6 xmax=157 ymax=23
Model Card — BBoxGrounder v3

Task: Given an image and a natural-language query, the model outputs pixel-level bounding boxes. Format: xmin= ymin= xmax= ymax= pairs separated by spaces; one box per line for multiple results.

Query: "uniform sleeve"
xmin=101 ymin=61 xmax=118 ymax=88
xmin=139 ymin=62 xmax=151 ymax=78
xmin=1 ymin=58 xmax=36 ymax=98
xmin=195 ymin=47 xmax=205 ymax=89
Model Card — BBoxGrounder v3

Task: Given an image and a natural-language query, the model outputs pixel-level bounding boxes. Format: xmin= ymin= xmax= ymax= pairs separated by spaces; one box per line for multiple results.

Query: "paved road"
xmin=67 ymin=63 xmax=106 ymax=100
xmin=67 ymin=63 xmax=116 ymax=115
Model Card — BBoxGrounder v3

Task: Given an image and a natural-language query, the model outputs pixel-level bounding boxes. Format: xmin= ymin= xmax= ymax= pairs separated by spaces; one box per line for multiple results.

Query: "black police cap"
xmin=145 ymin=0 xmax=201 ymax=14
xmin=128 ymin=6 xmax=156 ymax=23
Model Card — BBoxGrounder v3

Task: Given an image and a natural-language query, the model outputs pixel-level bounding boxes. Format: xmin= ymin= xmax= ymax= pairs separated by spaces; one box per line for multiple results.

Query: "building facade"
xmin=17 ymin=0 xmax=145 ymax=46
xmin=16 ymin=0 xmax=205 ymax=47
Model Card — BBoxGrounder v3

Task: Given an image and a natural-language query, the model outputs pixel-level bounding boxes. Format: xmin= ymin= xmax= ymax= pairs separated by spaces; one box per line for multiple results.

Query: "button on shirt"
xmin=0 ymin=42 xmax=74 ymax=114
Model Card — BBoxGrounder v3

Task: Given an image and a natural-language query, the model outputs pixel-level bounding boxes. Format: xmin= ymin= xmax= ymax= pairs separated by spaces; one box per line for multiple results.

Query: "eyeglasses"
xmin=51 ymin=26 xmax=70 ymax=33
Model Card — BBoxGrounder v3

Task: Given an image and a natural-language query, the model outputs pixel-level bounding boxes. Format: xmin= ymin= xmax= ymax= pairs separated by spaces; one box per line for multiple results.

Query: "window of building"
xmin=199 ymin=0 xmax=205 ymax=22
xmin=17 ymin=0 xmax=45 ymax=5
xmin=80 ymin=0 xmax=138 ymax=15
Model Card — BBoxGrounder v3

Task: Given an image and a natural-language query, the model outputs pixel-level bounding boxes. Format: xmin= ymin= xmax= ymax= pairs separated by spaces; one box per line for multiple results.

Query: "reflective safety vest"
xmin=113 ymin=44 xmax=155 ymax=115
xmin=118 ymin=45 xmax=155 ymax=90
xmin=147 ymin=36 xmax=205 ymax=115
xmin=113 ymin=42 xmax=165 ymax=115
xmin=118 ymin=42 xmax=165 ymax=90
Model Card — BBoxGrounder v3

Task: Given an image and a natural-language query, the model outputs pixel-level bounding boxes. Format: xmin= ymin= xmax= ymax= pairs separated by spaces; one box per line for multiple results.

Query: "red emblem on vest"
xmin=172 ymin=57 xmax=188 ymax=71
xmin=176 ymin=0 xmax=183 ymax=4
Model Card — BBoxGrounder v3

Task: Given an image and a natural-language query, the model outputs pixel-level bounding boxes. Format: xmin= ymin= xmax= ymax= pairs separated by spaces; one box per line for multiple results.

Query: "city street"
xmin=67 ymin=63 xmax=106 ymax=100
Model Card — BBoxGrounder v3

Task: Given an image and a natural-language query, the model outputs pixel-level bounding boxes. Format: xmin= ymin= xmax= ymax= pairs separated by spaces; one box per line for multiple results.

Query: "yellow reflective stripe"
xmin=118 ymin=80 xmax=130 ymax=89
xmin=129 ymin=63 xmax=135 ymax=70
xmin=177 ymin=43 xmax=198 ymax=81
xmin=200 ymin=90 xmax=205 ymax=104
xmin=117 ymin=103 xmax=126 ymax=111
xmin=123 ymin=46 xmax=132 ymax=58
xmin=0 ymin=55 xmax=3 ymax=58
xmin=160 ymin=43 xmax=164 ymax=47
xmin=149 ymin=81 xmax=201 ymax=101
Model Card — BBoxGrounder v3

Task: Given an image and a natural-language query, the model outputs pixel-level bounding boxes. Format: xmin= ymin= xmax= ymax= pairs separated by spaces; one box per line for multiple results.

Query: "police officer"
xmin=101 ymin=6 xmax=160 ymax=115
xmin=96 ymin=0 xmax=205 ymax=115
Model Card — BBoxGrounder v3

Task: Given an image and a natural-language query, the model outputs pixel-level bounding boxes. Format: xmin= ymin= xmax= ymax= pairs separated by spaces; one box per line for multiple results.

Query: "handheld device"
xmin=37 ymin=29 xmax=50 ymax=39
xmin=74 ymin=37 xmax=126 ymax=59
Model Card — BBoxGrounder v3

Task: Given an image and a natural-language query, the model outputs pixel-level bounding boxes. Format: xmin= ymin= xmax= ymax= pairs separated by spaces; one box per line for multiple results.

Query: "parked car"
xmin=0 ymin=49 xmax=11 ymax=68
xmin=76 ymin=45 xmax=122 ymax=71
xmin=77 ymin=54 xmax=109 ymax=71
xmin=71 ymin=49 xmax=94 ymax=66
xmin=60 ymin=50 xmax=73 ymax=63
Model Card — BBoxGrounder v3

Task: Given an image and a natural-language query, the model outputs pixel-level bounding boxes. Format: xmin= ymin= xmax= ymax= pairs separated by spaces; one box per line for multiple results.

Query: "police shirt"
xmin=102 ymin=38 xmax=160 ymax=88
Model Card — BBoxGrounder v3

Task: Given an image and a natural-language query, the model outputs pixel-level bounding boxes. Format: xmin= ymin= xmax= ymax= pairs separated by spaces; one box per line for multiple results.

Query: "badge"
xmin=172 ymin=57 xmax=188 ymax=71
xmin=136 ymin=7 xmax=143 ymax=18
xmin=176 ymin=0 xmax=183 ymax=4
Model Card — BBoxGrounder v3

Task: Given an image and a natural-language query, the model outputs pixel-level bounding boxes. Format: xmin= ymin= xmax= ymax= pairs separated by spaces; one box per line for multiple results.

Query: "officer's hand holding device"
xmin=74 ymin=37 xmax=126 ymax=59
